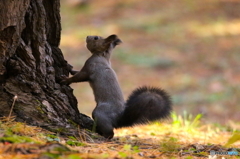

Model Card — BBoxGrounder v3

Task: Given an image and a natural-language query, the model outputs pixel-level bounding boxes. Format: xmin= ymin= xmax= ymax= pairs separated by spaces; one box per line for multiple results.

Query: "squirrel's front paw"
xmin=60 ymin=75 xmax=70 ymax=85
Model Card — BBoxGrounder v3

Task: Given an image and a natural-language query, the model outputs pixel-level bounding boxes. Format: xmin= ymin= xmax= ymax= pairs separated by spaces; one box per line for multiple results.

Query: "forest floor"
xmin=0 ymin=115 xmax=239 ymax=159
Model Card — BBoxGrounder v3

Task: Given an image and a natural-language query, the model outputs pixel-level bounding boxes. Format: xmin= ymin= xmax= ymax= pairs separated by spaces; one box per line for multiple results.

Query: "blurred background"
xmin=60 ymin=0 xmax=240 ymax=125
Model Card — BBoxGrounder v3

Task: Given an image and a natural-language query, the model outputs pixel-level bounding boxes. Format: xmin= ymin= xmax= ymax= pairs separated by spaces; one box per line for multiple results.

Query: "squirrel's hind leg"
xmin=94 ymin=117 xmax=114 ymax=139
xmin=92 ymin=107 xmax=115 ymax=139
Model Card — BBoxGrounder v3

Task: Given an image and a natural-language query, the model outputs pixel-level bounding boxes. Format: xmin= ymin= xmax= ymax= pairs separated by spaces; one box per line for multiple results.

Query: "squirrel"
xmin=61 ymin=34 xmax=172 ymax=139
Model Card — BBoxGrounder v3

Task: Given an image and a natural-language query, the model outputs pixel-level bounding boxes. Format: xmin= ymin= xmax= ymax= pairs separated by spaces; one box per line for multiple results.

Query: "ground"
xmin=0 ymin=115 xmax=239 ymax=158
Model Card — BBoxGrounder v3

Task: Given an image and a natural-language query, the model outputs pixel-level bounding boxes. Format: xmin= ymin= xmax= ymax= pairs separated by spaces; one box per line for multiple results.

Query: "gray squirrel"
xmin=61 ymin=34 xmax=172 ymax=139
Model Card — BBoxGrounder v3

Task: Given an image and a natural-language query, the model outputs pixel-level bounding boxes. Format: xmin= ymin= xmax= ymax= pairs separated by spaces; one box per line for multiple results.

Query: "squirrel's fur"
xmin=61 ymin=34 xmax=172 ymax=139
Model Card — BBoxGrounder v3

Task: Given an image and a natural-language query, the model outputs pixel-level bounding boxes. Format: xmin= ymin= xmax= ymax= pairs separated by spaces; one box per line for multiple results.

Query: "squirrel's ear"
xmin=105 ymin=34 xmax=122 ymax=48
xmin=105 ymin=34 xmax=119 ymax=41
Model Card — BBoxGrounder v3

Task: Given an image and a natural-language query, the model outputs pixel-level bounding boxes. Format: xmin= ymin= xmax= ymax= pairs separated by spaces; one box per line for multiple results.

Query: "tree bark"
xmin=0 ymin=0 xmax=93 ymax=135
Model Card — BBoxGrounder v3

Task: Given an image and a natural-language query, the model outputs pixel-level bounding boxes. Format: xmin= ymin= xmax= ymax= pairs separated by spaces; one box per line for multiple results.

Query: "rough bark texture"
xmin=0 ymin=0 xmax=93 ymax=135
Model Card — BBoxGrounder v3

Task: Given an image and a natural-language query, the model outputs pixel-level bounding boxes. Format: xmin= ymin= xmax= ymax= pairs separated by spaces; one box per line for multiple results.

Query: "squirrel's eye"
xmin=94 ymin=36 xmax=98 ymax=40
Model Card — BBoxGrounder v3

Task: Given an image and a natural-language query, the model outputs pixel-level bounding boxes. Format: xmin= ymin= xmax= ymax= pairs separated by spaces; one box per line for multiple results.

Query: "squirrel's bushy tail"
xmin=117 ymin=86 xmax=172 ymax=128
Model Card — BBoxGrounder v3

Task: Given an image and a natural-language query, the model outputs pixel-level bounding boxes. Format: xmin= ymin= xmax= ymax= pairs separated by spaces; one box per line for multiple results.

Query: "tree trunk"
xmin=0 ymin=0 xmax=93 ymax=135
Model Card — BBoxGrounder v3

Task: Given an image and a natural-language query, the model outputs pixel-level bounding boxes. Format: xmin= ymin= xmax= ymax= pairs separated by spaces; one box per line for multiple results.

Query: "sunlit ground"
xmin=1 ymin=115 xmax=240 ymax=158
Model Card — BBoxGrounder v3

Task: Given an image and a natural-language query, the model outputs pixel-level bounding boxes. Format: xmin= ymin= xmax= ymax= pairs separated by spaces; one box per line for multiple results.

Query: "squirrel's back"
xmin=86 ymin=55 xmax=124 ymax=104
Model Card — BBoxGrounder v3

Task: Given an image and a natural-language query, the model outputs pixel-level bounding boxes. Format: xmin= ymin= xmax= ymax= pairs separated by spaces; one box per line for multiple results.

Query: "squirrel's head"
xmin=86 ymin=34 xmax=122 ymax=55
